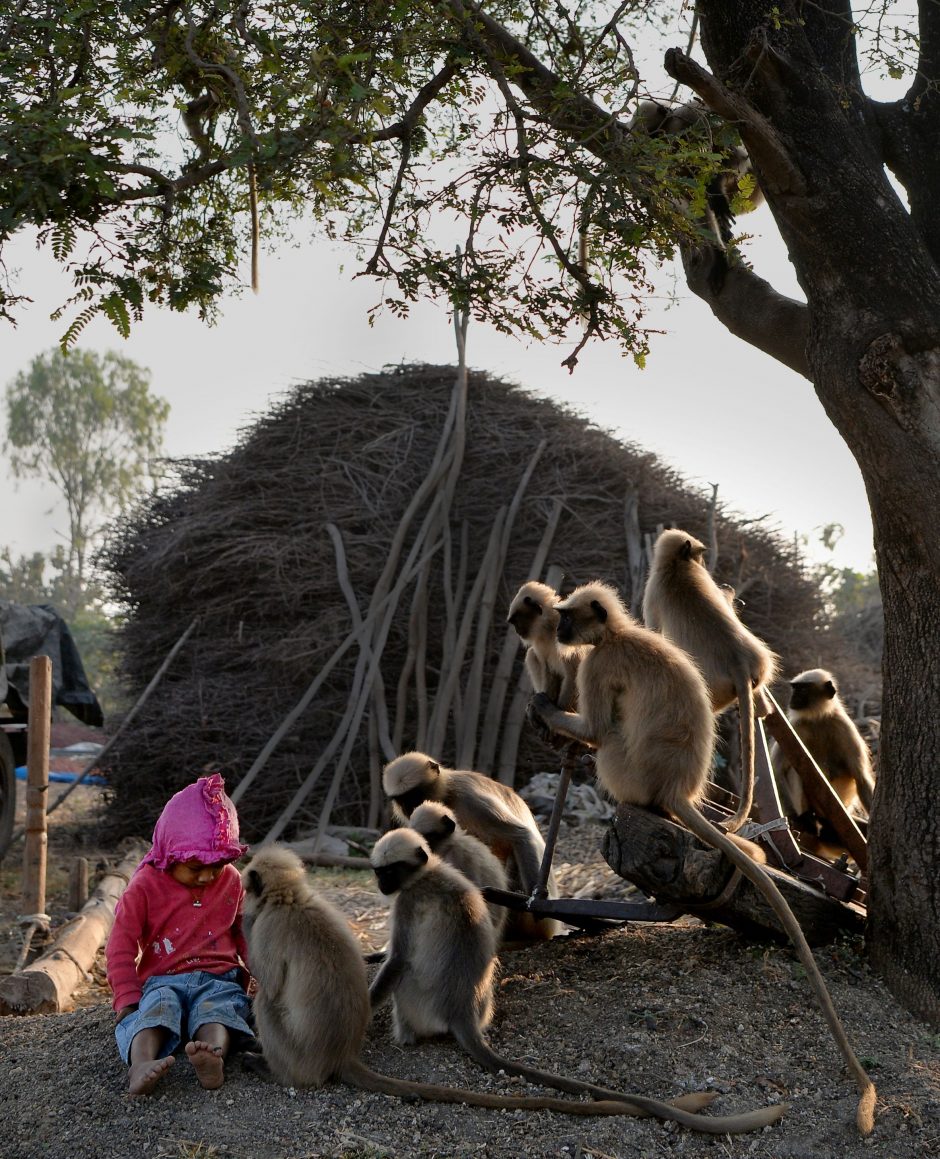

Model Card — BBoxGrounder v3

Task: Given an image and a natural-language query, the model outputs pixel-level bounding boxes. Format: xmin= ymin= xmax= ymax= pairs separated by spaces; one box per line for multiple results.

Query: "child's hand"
xmin=115 ymin=1004 xmax=139 ymax=1023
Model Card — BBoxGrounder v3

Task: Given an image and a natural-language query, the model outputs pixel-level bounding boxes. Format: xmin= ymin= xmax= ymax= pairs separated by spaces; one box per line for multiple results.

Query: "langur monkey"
xmin=528 ymin=582 xmax=876 ymax=1136
xmin=507 ymin=580 xmax=585 ymax=710
xmin=242 ymin=845 xmax=655 ymax=1117
xmin=409 ymin=802 xmax=508 ymax=939
xmin=368 ymin=829 xmax=784 ymax=1135
xmin=643 ymin=529 xmax=778 ymax=833
xmin=771 ymin=668 xmax=877 ymax=817
xmin=383 ymin=751 xmax=560 ymax=940
xmin=628 ymin=100 xmax=764 ymax=257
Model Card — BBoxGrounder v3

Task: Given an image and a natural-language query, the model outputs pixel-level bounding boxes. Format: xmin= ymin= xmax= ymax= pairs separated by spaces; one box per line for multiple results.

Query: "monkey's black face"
xmin=508 ymin=598 xmax=540 ymax=639
xmin=789 ymin=681 xmax=833 ymax=711
xmin=423 ymin=815 xmax=456 ymax=850
xmin=391 ymin=784 xmax=431 ymax=817
xmin=373 ymin=859 xmax=421 ymax=895
xmin=556 ymin=608 xmax=575 ymax=644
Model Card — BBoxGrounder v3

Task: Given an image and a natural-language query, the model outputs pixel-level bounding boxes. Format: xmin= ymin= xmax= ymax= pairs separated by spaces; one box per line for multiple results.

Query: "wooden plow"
xmin=483 ymin=699 xmax=868 ymax=946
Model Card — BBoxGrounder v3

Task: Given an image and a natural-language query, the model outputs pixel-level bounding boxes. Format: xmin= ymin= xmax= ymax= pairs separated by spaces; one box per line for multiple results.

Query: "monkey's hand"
xmin=527 ymin=692 xmax=559 ymax=743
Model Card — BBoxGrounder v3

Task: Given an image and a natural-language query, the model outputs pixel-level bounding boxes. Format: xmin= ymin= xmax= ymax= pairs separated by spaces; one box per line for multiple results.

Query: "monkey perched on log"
xmin=383 ymin=751 xmax=560 ymax=940
xmin=772 ymin=668 xmax=877 ymax=821
xmin=643 ymin=529 xmax=778 ymax=833
xmin=368 ymin=829 xmax=785 ymax=1134
xmin=529 ymin=581 xmax=876 ymax=1137
xmin=241 ymin=845 xmax=667 ymax=1116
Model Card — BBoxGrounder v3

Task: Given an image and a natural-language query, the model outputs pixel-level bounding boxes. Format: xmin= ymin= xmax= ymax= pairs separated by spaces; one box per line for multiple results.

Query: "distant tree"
xmin=3 ymin=349 xmax=169 ymax=612
xmin=0 ymin=544 xmax=74 ymax=607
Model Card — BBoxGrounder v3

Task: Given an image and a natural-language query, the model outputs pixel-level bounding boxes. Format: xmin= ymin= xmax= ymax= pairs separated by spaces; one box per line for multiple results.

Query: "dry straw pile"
xmin=98 ymin=364 xmax=821 ymax=843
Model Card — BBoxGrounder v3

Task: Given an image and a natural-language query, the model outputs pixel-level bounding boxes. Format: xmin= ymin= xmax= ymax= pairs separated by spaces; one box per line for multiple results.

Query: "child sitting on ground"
xmin=106 ymin=773 xmax=252 ymax=1096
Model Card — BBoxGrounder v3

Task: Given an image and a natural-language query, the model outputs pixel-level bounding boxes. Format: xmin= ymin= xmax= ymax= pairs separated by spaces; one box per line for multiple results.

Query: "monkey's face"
xmin=385 ymin=756 xmax=440 ymax=816
xmin=372 ymin=847 xmax=427 ymax=895
xmin=789 ymin=680 xmax=835 ymax=712
xmin=557 ymin=599 xmax=607 ymax=646
xmin=411 ymin=810 xmax=456 ymax=851
xmin=507 ymin=594 xmax=543 ymax=640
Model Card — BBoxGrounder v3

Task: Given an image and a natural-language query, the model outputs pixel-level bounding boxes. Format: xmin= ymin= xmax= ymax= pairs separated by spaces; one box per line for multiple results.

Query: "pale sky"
xmin=0 ymin=202 xmax=874 ymax=577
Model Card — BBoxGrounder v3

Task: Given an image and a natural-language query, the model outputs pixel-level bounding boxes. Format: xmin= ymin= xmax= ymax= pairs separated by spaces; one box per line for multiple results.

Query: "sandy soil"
xmin=1 ymin=782 xmax=938 ymax=1159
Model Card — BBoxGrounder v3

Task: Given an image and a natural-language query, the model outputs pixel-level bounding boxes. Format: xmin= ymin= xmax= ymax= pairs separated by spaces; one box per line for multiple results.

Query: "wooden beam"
xmin=603 ymin=804 xmax=864 ymax=945
xmin=0 ymin=842 xmax=147 ymax=1015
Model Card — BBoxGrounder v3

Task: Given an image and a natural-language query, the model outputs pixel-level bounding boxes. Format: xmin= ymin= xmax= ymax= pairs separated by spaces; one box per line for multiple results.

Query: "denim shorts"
xmin=114 ymin=968 xmax=252 ymax=1062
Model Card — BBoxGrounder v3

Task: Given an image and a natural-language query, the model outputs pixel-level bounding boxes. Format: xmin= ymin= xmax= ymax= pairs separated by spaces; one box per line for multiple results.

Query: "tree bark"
xmin=671 ymin=1 xmax=940 ymax=1024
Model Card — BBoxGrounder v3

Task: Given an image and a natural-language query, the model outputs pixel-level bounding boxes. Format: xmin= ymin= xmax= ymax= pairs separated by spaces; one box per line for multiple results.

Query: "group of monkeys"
xmin=238 ymin=527 xmax=878 ymax=1137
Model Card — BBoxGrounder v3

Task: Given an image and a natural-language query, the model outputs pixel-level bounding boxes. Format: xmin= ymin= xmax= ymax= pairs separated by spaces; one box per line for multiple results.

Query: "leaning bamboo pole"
xmin=18 ymin=657 xmax=52 ymax=966
xmin=477 ymin=498 xmax=563 ymax=773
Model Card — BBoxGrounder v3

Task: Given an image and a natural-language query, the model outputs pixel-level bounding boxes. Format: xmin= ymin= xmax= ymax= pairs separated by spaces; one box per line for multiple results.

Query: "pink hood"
xmin=142 ymin=773 xmax=247 ymax=870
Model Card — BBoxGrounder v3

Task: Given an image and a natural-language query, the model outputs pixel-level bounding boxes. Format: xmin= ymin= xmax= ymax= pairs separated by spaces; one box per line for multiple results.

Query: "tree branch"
xmin=679 ymin=243 xmax=810 ymax=379
xmin=664 ymin=49 xmax=806 ymax=198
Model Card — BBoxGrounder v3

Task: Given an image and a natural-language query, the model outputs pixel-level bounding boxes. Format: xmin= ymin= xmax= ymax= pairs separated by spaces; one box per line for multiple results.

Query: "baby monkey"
xmin=772 ymin=668 xmax=876 ymax=820
xmin=409 ymin=802 xmax=509 ymax=939
xmin=507 ymin=580 xmax=585 ymax=711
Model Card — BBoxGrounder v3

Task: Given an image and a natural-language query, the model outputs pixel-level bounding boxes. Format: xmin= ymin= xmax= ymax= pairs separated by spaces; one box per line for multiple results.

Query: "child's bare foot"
xmin=185 ymin=1039 xmax=225 ymax=1089
xmin=128 ymin=1055 xmax=174 ymax=1096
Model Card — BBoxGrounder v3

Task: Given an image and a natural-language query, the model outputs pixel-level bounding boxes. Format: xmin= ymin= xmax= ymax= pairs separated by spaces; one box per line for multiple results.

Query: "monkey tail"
xmin=340 ymin=1058 xmax=709 ymax=1118
xmin=724 ymin=678 xmax=755 ymax=833
xmin=449 ymin=1024 xmax=785 ymax=1133
xmin=674 ymin=799 xmax=876 ymax=1136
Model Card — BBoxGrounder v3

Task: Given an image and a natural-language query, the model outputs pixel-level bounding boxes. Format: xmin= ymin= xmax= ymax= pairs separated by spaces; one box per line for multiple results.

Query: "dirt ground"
xmin=1 ymin=780 xmax=938 ymax=1159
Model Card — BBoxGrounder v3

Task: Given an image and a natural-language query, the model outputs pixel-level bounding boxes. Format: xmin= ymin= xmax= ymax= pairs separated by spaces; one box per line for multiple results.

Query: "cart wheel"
xmin=0 ymin=731 xmax=15 ymax=858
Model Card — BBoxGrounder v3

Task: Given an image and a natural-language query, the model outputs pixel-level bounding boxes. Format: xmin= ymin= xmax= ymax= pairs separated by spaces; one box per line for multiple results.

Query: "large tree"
xmin=1 ymin=2 xmax=937 ymax=1022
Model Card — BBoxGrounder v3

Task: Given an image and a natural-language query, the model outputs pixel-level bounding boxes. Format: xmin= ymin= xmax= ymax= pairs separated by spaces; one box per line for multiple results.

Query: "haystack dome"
xmin=100 ymin=364 xmax=820 ymax=841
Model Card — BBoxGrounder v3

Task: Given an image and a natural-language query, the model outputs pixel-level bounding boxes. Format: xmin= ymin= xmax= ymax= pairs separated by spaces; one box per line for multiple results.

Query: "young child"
xmin=106 ymin=773 xmax=252 ymax=1096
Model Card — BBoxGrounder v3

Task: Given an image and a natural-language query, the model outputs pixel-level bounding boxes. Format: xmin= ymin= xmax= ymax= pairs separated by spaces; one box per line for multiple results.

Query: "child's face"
xmin=169 ymin=858 xmax=229 ymax=887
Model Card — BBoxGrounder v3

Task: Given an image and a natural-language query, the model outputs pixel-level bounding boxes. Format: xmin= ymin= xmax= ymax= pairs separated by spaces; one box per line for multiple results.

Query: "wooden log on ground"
xmin=602 ymin=804 xmax=864 ymax=946
xmin=0 ymin=841 xmax=147 ymax=1016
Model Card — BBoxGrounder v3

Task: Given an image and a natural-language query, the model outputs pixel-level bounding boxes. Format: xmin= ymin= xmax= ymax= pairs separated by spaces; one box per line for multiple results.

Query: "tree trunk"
xmin=681 ymin=2 xmax=940 ymax=1024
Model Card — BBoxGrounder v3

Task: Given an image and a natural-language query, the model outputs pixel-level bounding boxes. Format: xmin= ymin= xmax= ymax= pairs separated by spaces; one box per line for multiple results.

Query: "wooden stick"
xmin=705 ymin=482 xmax=720 ymax=574
xmin=393 ymin=558 xmax=430 ymax=751
xmin=0 ymin=841 xmax=147 ymax=1015
xmin=27 ymin=617 xmax=200 ymax=830
xmin=68 ymin=857 xmax=90 ymax=912
xmin=478 ymin=497 xmax=563 ymax=772
xmin=231 ymin=544 xmax=440 ymax=806
xmin=427 ymin=509 xmax=506 ymax=756
xmin=623 ymin=484 xmax=645 ymax=616
xmin=457 ymin=442 xmax=546 ymax=769
xmin=22 ymin=656 xmax=52 ymax=923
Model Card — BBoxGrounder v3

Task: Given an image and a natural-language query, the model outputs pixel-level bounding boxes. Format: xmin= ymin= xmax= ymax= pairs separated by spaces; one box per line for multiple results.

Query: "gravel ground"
xmin=1 ymin=787 xmax=939 ymax=1159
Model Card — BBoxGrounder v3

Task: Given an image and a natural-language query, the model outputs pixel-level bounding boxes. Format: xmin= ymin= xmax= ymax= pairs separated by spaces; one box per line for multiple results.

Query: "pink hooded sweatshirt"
xmin=106 ymin=774 xmax=250 ymax=1011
